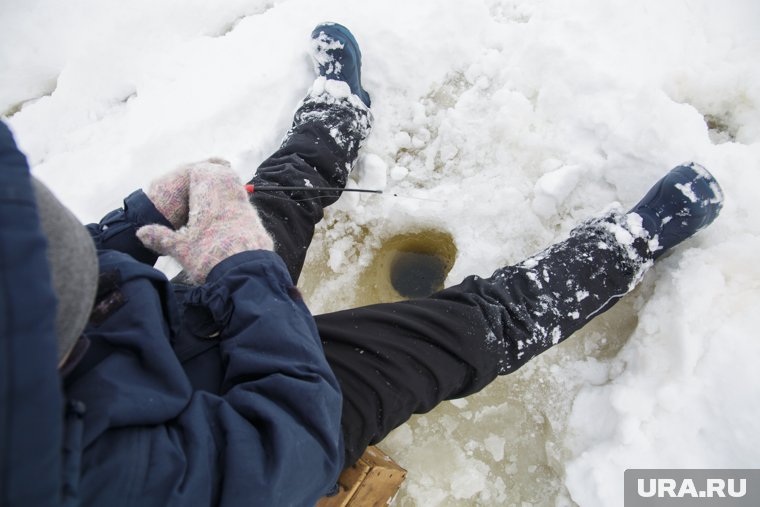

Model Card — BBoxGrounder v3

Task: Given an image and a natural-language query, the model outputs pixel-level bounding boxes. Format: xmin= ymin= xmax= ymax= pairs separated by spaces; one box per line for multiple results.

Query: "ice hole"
xmin=359 ymin=229 xmax=457 ymax=303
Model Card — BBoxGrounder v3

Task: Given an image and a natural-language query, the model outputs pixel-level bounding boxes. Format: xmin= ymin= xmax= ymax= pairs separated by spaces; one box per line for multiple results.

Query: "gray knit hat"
xmin=32 ymin=178 xmax=99 ymax=363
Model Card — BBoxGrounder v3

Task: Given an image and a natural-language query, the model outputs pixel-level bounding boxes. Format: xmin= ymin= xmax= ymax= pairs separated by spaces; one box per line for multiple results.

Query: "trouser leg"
xmin=316 ymin=297 xmax=502 ymax=466
xmin=317 ymin=208 xmax=654 ymax=466
xmin=248 ymin=91 xmax=372 ymax=283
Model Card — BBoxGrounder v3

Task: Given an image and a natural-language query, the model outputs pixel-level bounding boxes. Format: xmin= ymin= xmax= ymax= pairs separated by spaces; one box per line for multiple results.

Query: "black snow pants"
xmin=249 ymin=94 xmax=654 ymax=467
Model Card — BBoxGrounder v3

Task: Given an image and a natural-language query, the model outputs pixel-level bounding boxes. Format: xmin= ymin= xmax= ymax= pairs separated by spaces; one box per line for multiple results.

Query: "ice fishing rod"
xmin=245 ymin=184 xmax=382 ymax=195
xmin=245 ymin=184 xmax=443 ymax=203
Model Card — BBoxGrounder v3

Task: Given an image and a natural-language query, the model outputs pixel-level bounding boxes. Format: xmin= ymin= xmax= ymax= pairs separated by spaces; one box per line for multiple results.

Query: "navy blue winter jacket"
xmin=0 ymin=121 xmax=344 ymax=506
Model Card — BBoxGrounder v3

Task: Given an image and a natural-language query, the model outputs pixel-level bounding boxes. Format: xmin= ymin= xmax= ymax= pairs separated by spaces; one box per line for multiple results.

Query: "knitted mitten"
xmin=137 ymin=160 xmax=274 ymax=283
xmin=145 ymin=164 xmax=192 ymax=228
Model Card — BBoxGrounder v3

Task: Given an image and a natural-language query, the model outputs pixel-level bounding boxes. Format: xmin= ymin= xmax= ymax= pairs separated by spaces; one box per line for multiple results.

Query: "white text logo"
xmin=637 ymin=478 xmax=747 ymax=499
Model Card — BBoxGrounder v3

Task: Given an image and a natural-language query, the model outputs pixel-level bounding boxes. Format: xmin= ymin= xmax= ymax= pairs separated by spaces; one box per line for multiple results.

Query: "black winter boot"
xmin=279 ymin=23 xmax=373 ymax=188
xmin=629 ymin=163 xmax=724 ymax=259
xmin=311 ymin=22 xmax=371 ymax=107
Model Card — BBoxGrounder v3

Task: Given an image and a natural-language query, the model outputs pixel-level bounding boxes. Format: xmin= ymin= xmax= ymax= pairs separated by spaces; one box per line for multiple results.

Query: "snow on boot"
xmin=311 ymin=22 xmax=371 ymax=107
xmin=628 ymin=162 xmax=724 ymax=259
xmin=277 ymin=24 xmax=373 ymax=187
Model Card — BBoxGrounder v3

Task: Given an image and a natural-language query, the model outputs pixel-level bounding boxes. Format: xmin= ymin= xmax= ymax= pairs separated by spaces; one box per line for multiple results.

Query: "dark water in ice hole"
xmin=347 ymin=229 xmax=458 ymax=305
xmin=390 ymin=250 xmax=448 ymax=298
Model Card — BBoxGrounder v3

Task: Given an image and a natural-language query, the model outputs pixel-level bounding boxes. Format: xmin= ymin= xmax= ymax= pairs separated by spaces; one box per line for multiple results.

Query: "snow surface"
xmin=3 ymin=0 xmax=760 ymax=505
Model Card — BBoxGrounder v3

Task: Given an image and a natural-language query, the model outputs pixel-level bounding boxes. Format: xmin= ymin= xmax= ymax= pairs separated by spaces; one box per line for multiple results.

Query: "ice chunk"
xmin=390 ymin=165 xmax=409 ymax=181
xmin=484 ymin=434 xmax=506 ymax=462
xmin=355 ymin=153 xmax=388 ymax=190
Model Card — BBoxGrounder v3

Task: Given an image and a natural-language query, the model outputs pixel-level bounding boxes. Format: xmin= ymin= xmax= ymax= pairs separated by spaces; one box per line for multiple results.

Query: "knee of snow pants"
xmin=248 ymin=94 xmax=371 ymax=282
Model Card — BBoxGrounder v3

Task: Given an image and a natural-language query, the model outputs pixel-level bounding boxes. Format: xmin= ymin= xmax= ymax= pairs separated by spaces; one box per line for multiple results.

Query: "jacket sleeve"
xmin=86 ymin=189 xmax=173 ymax=266
xmin=72 ymin=250 xmax=344 ymax=507
xmin=197 ymin=253 xmax=345 ymax=505
xmin=0 ymin=121 xmax=63 ymax=507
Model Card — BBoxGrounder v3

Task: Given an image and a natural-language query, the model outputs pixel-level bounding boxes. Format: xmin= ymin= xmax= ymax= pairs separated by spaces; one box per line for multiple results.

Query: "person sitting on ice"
xmin=0 ymin=22 xmax=723 ymax=507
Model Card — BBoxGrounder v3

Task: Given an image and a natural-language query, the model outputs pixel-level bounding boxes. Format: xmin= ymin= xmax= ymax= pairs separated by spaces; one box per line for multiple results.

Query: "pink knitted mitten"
xmin=137 ymin=159 xmax=274 ymax=283
xmin=145 ymin=164 xmax=193 ymax=228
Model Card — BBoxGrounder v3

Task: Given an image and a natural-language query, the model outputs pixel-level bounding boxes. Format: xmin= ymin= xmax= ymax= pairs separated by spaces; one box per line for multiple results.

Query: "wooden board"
xmin=316 ymin=447 xmax=407 ymax=507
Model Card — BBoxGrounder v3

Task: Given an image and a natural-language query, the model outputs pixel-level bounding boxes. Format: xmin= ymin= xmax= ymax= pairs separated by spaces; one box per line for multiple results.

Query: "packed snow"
xmin=3 ymin=0 xmax=759 ymax=505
